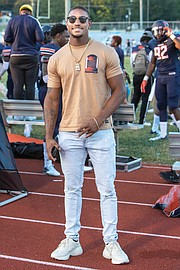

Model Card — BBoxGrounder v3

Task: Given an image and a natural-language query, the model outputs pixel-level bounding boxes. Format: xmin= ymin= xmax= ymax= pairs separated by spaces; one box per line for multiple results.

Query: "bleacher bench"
xmin=0 ymin=99 xmax=44 ymax=133
xmin=112 ymin=103 xmax=144 ymax=152
xmin=169 ymin=132 xmax=180 ymax=171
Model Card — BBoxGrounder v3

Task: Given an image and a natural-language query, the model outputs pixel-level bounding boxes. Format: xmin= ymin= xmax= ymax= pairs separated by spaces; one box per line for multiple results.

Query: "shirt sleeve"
xmin=47 ymin=55 xmax=61 ymax=88
xmin=105 ymin=48 xmax=123 ymax=79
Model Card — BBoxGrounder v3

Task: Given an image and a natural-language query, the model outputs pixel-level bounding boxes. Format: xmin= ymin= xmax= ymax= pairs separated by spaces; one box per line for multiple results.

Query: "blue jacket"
xmin=115 ymin=46 xmax=124 ymax=69
xmin=4 ymin=14 xmax=44 ymax=55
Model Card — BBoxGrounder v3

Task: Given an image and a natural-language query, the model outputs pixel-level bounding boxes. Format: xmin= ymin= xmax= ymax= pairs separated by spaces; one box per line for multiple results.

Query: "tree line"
xmin=1 ymin=0 xmax=179 ymax=24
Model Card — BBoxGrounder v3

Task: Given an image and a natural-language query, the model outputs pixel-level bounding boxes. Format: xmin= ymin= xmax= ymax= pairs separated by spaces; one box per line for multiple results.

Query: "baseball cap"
xmin=19 ymin=4 xmax=33 ymax=13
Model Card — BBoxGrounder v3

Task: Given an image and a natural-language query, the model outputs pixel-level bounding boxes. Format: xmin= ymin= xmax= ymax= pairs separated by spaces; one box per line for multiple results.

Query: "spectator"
xmin=44 ymin=5 xmax=129 ymax=265
xmin=36 ymin=25 xmax=52 ymax=51
xmin=0 ymin=44 xmax=14 ymax=99
xmin=110 ymin=35 xmax=130 ymax=102
xmin=110 ymin=35 xmax=124 ymax=70
xmin=41 ymin=25 xmax=52 ymax=44
xmin=126 ymin=38 xmax=131 ymax=56
xmin=4 ymin=4 xmax=44 ymax=101
xmin=0 ymin=41 xmax=4 ymax=64
xmin=130 ymin=30 xmax=153 ymax=124
xmin=39 ymin=23 xmax=69 ymax=176
xmin=141 ymin=20 xmax=180 ymax=140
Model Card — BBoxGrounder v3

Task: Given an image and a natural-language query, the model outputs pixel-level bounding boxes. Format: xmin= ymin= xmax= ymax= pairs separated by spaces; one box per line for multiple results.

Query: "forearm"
xmin=169 ymin=34 xmax=180 ymax=49
xmin=145 ymin=62 xmax=156 ymax=79
xmin=44 ymin=87 xmax=60 ymax=140
xmin=96 ymin=75 xmax=126 ymax=125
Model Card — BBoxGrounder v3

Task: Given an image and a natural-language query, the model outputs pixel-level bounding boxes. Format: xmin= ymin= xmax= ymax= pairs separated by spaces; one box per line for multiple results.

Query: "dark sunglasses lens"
xmin=68 ymin=16 xmax=76 ymax=23
xmin=79 ymin=16 xmax=87 ymax=23
xmin=68 ymin=16 xmax=88 ymax=23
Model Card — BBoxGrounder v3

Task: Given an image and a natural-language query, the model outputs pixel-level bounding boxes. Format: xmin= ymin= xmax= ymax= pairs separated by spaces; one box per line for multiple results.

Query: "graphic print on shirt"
xmin=85 ymin=54 xmax=98 ymax=73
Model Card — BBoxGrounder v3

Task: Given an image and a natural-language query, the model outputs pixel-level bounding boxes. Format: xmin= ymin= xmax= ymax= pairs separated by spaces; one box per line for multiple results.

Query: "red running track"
xmin=0 ymin=159 xmax=180 ymax=270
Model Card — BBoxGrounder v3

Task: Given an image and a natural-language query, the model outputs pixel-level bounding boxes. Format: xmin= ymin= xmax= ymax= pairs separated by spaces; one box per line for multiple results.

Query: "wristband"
xmin=143 ymin=75 xmax=149 ymax=81
xmin=170 ymin=33 xmax=176 ymax=41
xmin=93 ymin=117 xmax=100 ymax=130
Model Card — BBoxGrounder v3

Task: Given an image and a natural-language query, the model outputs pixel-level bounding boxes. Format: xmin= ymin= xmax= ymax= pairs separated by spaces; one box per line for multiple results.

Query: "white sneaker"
xmin=14 ymin=116 xmax=24 ymax=121
xmin=7 ymin=116 xmax=13 ymax=121
xmin=24 ymin=116 xmax=37 ymax=121
xmin=84 ymin=166 xmax=93 ymax=172
xmin=143 ymin=121 xmax=151 ymax=126
xmin=103 ymin=241 xmax=129 ymax=265
xmin=43 ymin=164 xmax=60 ymax=176
xmin=24 ymin=124 xmax=32 ymax=137
xmin=51 ymin=238 xmax=83 ymax=261
xmin=149 ymin=135 xmax=167 ymax=141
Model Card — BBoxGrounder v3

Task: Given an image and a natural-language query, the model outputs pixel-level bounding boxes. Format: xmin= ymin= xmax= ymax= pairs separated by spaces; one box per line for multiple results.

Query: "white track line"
xmin=29 ymin=191 xmax=154 ymax=207
xmin=1 ymin=215 xmax=179 ymax=240
xmin=0 ymin=254 xmax=97 ymax=270
xmin=19 ymin=170 xmax=174 ymax=187
xmin=19 ymin=162 xmax=171 ymax=176
xmin=142 ymin=164 xmax=171 ymax=170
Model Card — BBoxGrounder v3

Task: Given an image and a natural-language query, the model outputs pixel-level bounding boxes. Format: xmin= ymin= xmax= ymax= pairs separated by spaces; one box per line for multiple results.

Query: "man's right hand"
xmin=141 ymin=80 xmax=148 ymax=93
xmin=46 ymin=138 xmax=60 ymax=162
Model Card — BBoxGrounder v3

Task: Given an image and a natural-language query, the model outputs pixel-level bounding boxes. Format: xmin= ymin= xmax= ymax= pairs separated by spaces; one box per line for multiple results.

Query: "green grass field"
xmin=0 ymin=57 xmax=178 ymax=165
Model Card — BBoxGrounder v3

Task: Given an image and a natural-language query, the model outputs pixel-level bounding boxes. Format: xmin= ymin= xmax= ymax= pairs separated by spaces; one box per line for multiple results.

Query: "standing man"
xmin=130 ymin=30 xmax=153 ymax=124
xmin=141 ymin=20 xmax=180 ymax=139
xmin=44 ymin=5 xmax=129 ymax=265
xmin=4 ymin=4 xmax=44 ymax=100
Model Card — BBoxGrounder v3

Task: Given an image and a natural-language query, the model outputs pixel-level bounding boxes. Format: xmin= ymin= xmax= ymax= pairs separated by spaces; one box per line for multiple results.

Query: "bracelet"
xmin=170 ymin=33 xmax=176 ymax=41
xmin=143 ymin=75 xmax=149 ymax=81
xmin=93 ymin=117 xmax=100 ymax=130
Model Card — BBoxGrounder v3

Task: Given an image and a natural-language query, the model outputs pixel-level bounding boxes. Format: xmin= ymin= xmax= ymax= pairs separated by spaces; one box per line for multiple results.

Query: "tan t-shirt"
xmin=48 ymin=39 xmax=122 ymax=131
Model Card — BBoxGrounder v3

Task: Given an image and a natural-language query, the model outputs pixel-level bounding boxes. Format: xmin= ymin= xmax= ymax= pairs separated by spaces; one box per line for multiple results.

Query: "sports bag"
xmin=11 ymin=142 xmax=43 ymax=159
xmin=153 ymin=186 xmax=180 ymax=218
xmin=133 ymin=47 xmax=149 ymax=75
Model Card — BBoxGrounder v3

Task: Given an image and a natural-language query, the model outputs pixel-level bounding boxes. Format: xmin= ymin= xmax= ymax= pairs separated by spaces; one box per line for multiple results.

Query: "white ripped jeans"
xmin=58 ymin=129 xmax=118 ymax=244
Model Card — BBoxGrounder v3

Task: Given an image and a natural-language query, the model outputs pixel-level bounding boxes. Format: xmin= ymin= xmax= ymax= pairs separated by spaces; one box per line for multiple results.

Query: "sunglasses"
xmin=67 ymin=16 xmax=89 ymax=24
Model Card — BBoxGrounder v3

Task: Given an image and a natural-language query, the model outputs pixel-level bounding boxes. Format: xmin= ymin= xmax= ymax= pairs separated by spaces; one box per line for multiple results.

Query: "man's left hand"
xmin=77 ymin=118 xmax=100 ymax=138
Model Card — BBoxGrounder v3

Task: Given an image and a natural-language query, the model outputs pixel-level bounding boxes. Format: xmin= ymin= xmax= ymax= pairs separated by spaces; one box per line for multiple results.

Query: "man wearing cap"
xmin=4 ymin=4 xmax=44 ymax=101
xmin=130 ymin=30 xmax=153 ymax=124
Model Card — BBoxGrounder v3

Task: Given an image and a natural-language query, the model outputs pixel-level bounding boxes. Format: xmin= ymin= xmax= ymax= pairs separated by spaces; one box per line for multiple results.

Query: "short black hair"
xmin=68 ymin=5 xmax=90 ymax=18
xmin=50 ymin=23 xmax=67 ymax=37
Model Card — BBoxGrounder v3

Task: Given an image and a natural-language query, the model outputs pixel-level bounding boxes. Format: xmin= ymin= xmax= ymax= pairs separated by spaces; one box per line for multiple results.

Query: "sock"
xmin=160 ymin=122 xmax=167 ymax=138
xmin=43 ymin=142 xmax=52 ymax=168
xmin=152 ymin=114 xmax=160 ymax=132
xmin=170 ymin=113 xmax=176 ymax=123
xmin=175 ymin=120 xmax=180 ymax=131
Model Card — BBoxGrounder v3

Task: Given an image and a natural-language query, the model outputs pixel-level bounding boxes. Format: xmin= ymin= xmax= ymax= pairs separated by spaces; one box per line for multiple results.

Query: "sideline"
xmin=0 ymin=254 xmax=97 ymax=270
xmin=1 ymin=215 xmax=180 ymax=240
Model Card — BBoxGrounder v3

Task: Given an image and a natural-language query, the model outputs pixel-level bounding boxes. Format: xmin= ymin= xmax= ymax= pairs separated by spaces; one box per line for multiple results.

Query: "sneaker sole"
xmin=112 ymin=258 xmax=129 ymax=264
xmin=51 ymin=247 xmax=83 ymax=260
xmin=103 ymin=250 xmax=129 ymax=265
xmin=43 ymin=172 xmax=60 ymax=177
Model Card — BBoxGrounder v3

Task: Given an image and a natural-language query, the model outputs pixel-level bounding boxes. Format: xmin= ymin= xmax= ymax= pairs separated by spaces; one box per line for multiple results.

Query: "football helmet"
xmin=42 ymin=25 xmax=52 ymax=44
xmin=42 ymin=25 xmax=51 ymax=34
xmin=152 ymin=20 xmax=169 ymax=42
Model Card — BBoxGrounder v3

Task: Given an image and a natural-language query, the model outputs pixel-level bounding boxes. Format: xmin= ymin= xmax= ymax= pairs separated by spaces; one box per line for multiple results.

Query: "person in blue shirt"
xmin=141 ymin=20 xmax=180 ymax=139
xmin=110 ymin=35 xmax=131 ymax=102
xmin=39 ymin=23 xmax=69 ymax=176
xmin=110 ymin=35 xmax=124 ymax=70
xmin=4 ymin=4 xmax=44 ymax=100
